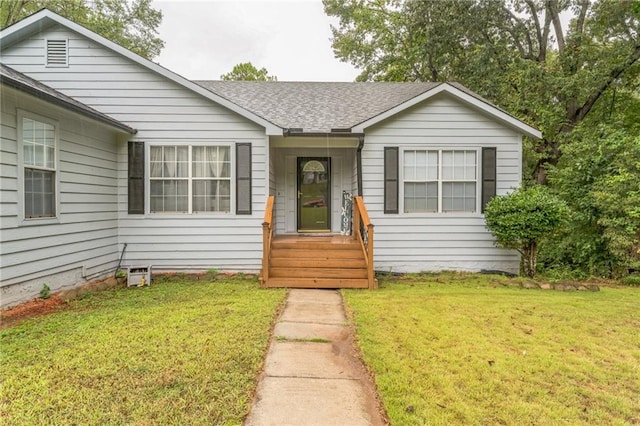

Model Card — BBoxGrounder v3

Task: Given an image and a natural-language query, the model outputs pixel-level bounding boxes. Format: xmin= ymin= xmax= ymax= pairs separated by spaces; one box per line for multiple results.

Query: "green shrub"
xmin=621 ymin=274 xmax=640 ymax=286
xmin=485 ymin=185 xmax=569 ymax=278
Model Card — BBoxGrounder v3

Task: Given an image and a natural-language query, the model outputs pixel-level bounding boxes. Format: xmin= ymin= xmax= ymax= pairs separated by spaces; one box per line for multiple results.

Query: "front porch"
xmin=260 ymin=196 xmax=377 ymax=289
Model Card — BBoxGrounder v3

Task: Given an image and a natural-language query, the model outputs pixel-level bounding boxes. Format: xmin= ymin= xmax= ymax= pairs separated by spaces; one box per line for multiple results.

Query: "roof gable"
xmin=1 ymin=63 xmax=135 ymax=134
xmin=352 ymin=83 xmax=541 ymax=138
xmin=0 ymin=9 xmax=281 ymax=135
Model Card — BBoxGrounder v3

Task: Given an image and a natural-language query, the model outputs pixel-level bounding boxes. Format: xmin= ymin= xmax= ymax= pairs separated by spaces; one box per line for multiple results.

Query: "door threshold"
xmin=296 ymin=231 xmax=334 ymax=236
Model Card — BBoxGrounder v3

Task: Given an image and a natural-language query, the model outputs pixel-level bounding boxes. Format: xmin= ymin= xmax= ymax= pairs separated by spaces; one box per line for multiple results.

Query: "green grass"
xmin=343 ymin=273 xmax=640 ymax=425
xmin=1 ymin=278 xmax=286 ymax=425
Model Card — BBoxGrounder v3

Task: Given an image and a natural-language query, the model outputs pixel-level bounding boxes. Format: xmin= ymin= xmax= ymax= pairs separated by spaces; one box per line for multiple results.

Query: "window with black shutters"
xmin=146 ymin=144 xmax=232 ymax=214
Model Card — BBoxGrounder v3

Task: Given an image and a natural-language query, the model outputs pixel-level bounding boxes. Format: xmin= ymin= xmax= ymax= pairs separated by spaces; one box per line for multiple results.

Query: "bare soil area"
xmin=1 ymin=295 xmax=68 ymax=329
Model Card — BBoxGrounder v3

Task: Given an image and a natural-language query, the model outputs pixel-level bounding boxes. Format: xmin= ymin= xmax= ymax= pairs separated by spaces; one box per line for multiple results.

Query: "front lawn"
xmin=343 ymin=273 xmax=640 ymax=425
xmin=0 ymin=277 xmax=286 ymax=425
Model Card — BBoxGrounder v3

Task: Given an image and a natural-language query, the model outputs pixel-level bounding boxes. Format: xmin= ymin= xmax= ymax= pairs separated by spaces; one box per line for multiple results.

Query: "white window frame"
xmin=400 ymin=147 xmax=481 ymax=215
xmin=45 ymin=38 xmax=69 ymax=68
xmin=147 ymin=142 xmax=234 ymax=215
xmin=17 ymin=110 xmax=60 ymax=224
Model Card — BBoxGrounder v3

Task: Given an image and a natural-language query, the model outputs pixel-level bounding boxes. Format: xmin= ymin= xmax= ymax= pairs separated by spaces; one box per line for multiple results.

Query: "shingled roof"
xmin=0 ymin=63 xmax=136 ymax=134
xmin=195 ymin=81 xmax=443 ymax=133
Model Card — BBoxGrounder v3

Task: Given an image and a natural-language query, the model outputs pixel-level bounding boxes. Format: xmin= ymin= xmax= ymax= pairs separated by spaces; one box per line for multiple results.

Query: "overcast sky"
xmin=152 ymin=0 xmax=360 ymax=82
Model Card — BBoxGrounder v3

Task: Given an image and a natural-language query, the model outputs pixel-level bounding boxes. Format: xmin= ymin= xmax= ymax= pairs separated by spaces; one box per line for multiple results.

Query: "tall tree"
xmin=220 ymin=62 xmax=277 ymax=81
xmin=0 ymin=0 xmax=164 ymax=59
xmin=324 ymin=0 xmax=640 ymax=184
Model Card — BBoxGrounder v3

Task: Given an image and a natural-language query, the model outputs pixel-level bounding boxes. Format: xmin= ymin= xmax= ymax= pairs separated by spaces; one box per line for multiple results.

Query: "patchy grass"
xmin=343 ymin=273 xmax=640 ymax=425
xmin=0 ymin=278 xmax=286 ymax=425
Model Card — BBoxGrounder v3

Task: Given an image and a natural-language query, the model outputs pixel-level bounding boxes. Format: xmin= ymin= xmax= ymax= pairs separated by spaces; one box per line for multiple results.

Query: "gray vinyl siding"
xmin=0 ymin=85 xmax=122 ymax=307
xmin=2 ymin=24 xmax=268 ymax=273
xmin=362 ymin=94 xmax=522 ymax=273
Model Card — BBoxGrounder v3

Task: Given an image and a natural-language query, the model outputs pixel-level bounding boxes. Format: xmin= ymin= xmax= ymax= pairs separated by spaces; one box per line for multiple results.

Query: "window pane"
xmin=192 ymin=146 xmax=230 ymax=178
xmin=24 ymin=168 xmax=55 ymax=218
xmin=24 ymin=144 xmax=34 ymax=166
xmin=35 ymin=144 xmax=45 ymax=166
xmin=163 ymin=147 xmax=176 ymax=177
xmin=193 ymin=146 xmax=205 ymax=177
xmin=23 ymin=118 xmax=34 ymax=143
xmin=150 ymin=146 xmax=163 ymax=177
xmin=404 ymin=182 xmax=437 ymax=213
xmin=404 ymin=150 xmax=438 ymax=181
xmin=442 ymin=182 xmax=476 ymax=212
xmin=415 ymin=150 xmax=427 ymax=180
xmin=44 ymin=127 xmax=55 ymax=146
xmin=465 ymin=151 xmax=476 ymax=179
xmin=34 ymin=120 xmax=45 ymax=144
xmin=150 ymin=180 xmax=188 ymax=213
xmin=403 ymin=151 xmax=415 ymax=180
xmin=217 ymin=147 xmax=230 ymax=178
xmin=426 ymin=182 xmax=438 ymax=211
xmin=46 ymin=146 xmax=55 ymax=168
xmin=427 ymin=151 xmax=438 ymax=180
xmin=442 ymin=151 xmax=454 ymax=180
xmin=176 ymin=146 xmax=189 ymax=177
xmin=193 ymin=179 xmax=231 ymax=212
xmin=442 ymin=150 xmax=476 ymax=180
xmin=23 ymin=118 xmax=55 ymax=169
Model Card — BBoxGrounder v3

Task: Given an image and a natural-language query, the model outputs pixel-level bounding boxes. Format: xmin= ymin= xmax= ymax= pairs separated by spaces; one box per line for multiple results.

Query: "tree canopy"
xmin=324 ymin=0 xmax=640 ymax=183
xmin=1 ymin=0 xmax=164 ymax=59
xmin=324 ymin=0 xmax=640 ymax=277
xmin=220 ymin=62 xmax=277 ymax=81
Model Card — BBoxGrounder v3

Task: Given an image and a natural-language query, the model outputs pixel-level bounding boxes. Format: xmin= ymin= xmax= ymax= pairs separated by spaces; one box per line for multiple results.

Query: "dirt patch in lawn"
xmin=1 ymin=295 xmax=68 ymax=330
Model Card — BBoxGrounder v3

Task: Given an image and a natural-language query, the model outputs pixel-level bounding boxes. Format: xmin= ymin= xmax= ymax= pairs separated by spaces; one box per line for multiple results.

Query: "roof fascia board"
xmin=0 ymin=9 xmax=54 ymax=49
xmin=0 ymin=9 xmax=282 ymax=136
xmin=353 ymin=83 xmax=542 ymax=139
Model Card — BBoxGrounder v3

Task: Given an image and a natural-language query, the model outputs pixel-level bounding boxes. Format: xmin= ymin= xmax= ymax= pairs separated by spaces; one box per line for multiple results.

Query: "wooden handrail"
xmin=353 ymin=196 xmax=376 ymax=289
xmin=261 ymin=195 xmax=275 ymax=287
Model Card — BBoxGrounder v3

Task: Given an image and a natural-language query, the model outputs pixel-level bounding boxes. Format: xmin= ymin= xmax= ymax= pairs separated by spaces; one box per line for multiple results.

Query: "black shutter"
xmin=236 ymin=143 xmax=252 ymax=215
xmin=384 ymin=147 xmax=399 ymax=214
xmin=481 ymin=147 xmax=497 ymax=212
xmin=128 ymin=141 xmax=144 ymax=214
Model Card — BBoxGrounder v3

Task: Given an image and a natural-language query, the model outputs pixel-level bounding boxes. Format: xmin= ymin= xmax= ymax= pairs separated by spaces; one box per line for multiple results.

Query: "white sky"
xmin=152 ymin=0 xmax=360 ymax=82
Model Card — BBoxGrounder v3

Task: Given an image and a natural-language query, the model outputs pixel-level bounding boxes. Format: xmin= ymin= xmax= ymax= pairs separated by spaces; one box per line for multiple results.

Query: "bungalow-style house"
xmin=0 ymin=10 xmax=540 ymax=307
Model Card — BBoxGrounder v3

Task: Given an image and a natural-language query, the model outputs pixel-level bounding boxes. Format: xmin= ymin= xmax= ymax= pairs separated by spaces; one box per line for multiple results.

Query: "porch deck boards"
xmin=263 ymin=235 xmax=371 ymax=289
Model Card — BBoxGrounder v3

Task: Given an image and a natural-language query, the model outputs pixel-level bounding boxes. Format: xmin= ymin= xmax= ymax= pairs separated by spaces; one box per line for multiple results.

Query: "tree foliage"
xmin=544 ymin=125 xmax=640 ymax=276
xmin=484 ymin=186 xmax=569 ymax=278
xmin=325 ymin=0 xmax=640 ymax=277
xmin=324 ymin=0 xmax=640 ymax=183
xmin=0 ymin=0 xmax=164 ymax=59
xmin=220 ymin=62 xmax=277 ymax=81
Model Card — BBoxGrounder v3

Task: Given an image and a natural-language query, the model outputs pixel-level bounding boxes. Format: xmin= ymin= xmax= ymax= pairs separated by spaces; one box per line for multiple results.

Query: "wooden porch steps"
xmin=262 ymin=235 xmax=372 ymax=289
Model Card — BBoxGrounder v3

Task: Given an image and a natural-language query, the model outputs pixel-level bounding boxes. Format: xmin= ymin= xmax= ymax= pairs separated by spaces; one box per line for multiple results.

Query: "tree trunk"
xmin=523 ymin=242 xmax=538 ymax=278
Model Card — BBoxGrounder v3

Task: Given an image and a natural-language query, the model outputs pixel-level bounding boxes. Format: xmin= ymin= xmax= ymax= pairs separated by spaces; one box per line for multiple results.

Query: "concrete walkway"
xmin=244 ymin=289 xmax=386 ymax=426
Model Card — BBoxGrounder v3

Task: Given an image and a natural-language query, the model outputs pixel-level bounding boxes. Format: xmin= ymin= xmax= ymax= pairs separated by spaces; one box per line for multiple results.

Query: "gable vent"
xmin=46 ymin=39 xmax=68 ymax=66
